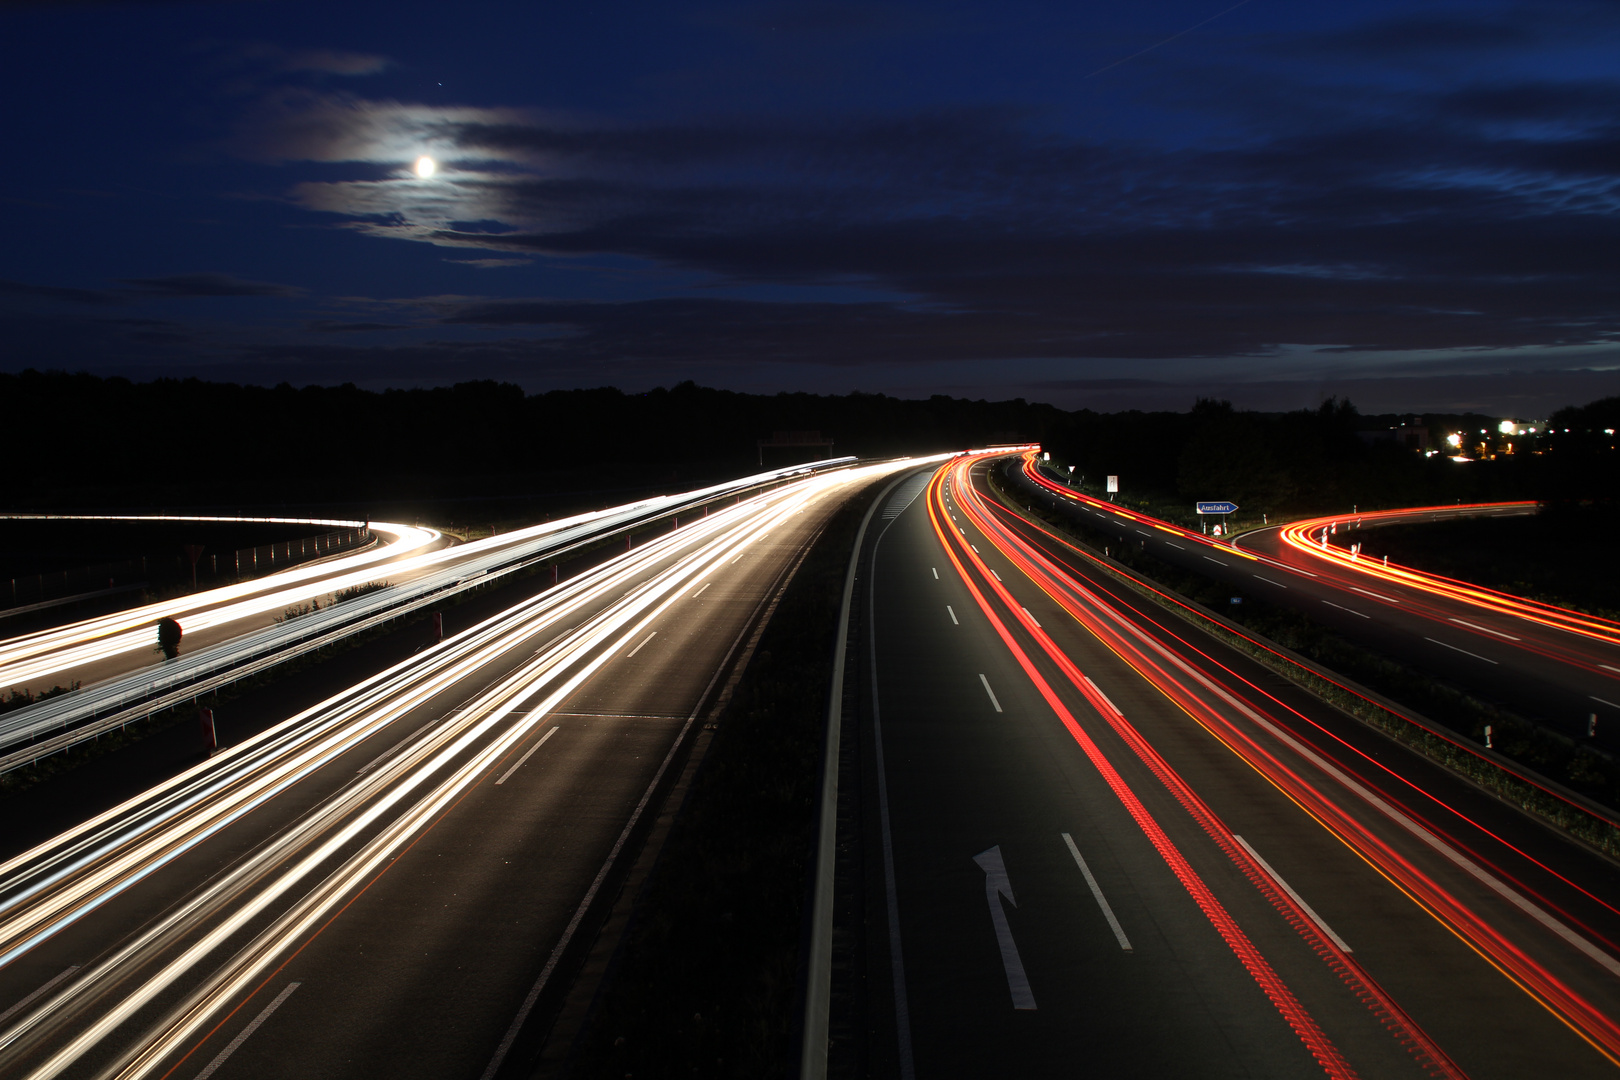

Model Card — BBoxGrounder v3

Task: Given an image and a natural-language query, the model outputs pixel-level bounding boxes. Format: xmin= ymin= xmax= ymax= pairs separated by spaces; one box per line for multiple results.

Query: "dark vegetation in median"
xmin=996 ymin=465 xmax=1620 ymax=816
xmin=565 ymin=489 xmax=871 ymax=1079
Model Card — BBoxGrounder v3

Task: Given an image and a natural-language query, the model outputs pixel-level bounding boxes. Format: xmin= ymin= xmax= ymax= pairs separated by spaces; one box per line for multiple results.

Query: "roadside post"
xmin=199 ymin=707 xmax=217 ymax=755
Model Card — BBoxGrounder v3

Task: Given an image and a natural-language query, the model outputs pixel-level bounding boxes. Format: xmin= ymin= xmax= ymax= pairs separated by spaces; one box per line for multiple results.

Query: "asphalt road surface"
xmin=1009 ymin=459 xmax=1620 ymax=752
xmin=842 ymin=453 xmax=1620 ymax=1079
xmin=0 ymin=462 xmax=903 ymax=1080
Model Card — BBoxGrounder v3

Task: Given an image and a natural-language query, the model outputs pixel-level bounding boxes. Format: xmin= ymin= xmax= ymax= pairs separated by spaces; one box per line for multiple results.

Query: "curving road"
xmin=837 ymin=452 xmax=1620 ymax=1078
xmin=1010 ymin=459 xmax=1620 ymax=752
xmin=0 ymin=459 xmax=918 ymax=1080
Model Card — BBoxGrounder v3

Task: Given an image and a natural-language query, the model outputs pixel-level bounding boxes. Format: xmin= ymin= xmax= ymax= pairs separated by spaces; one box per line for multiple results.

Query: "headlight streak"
xmin=924 ymin=457 xmax=1365 ymax=1080
xmin=950 ymin=457 xmax=1620 ymax=1068
xmin=0 ymin=460 xmax=902 ymax=1079
xmin=0 ymin=520 xmax=437 ymax=685
xmin=0 ymin=457 xmax=857 ymax=694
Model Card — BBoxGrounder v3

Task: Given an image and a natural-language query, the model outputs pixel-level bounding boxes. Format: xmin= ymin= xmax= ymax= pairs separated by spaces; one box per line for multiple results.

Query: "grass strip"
xmin=566 ymin=486 xmax=875 ymax=1079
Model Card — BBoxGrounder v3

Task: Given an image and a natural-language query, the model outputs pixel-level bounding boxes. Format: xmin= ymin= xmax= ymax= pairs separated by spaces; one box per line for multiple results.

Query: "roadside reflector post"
xmin=1590 ymin=714 xmax=1599 ymax=739
xmin=1484 ymin=724 xmax=1493 ymax=749
xmin=199 ymin=707 xmax=217 ymax=755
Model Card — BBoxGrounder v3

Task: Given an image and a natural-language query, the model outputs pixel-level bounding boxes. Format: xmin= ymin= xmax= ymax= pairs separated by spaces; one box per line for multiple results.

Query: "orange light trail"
xmin=941 ymin=453 xmax=1620 ymax=1067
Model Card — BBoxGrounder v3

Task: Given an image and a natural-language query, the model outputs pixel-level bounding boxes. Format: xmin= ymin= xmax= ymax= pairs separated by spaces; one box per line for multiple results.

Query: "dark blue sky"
xmin=3 ymin=0 xmax=1618 ymax=414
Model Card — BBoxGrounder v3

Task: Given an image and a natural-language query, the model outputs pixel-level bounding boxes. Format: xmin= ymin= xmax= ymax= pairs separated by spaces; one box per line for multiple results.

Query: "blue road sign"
xmin=1196 ymin=501 xmax=1239 ymax=514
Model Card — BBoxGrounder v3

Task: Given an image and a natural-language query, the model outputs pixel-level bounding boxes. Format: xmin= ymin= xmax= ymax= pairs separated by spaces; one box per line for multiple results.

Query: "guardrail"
xmin=0 ymin=457 xmax=856 ymax=775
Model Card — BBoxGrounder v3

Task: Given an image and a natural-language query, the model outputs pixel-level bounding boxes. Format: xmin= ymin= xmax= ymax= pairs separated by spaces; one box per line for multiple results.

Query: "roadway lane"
xmin=0 ymin=461 xmax=908 ymax=1080
xmin=0 ymin=517 xmax=445 ymax=697
xmin=1008 ymin=459 xmax=1620 ymax=751
xmin=849 ymin=454 xmax=1620 ymax=1078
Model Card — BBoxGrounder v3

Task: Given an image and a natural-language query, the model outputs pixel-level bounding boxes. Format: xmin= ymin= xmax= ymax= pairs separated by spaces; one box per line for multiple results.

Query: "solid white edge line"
xmin=626 ymin=631 xmax=657 ymax=658
xmin=979 ymin=674 xmax=1004 ymax=713
xmin=194 ymin=981 xmax=301 ymax=1080
xmin=1060 ymin=833 xmax=1132 ymax=952
xmin=1448 ymin=617 xmax=1519 ymax=641
xmin=1231 ymin=836 xmax=1352 ymax=953
xmin=495 ymin=726 xmax=560 ymax=786
xmin=1424 ymin=636 xmax=1499 ymax=665
xmin=947 ymin=605 xmax=959 ymax=625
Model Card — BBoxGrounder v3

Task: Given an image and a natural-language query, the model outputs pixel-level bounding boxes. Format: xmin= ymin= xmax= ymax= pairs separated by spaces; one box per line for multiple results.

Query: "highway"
xmin=1009 ymin=459 xmax=1620 ymax=752
xmin=0 ymin=515 xmax=444 ymax=696
xmin=0 ymin=458 xmax=914 ymax=1080
xmin=843 ymin=452 xmax=1620 ymax=1078
xmin=0 ymin=463 xmax=855 ymax=773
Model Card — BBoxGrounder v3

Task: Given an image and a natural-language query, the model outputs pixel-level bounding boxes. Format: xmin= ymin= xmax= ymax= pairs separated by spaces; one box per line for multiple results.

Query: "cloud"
xmin=280 ymin=48 xmax=391 ymax=77
xmin=306 ymin=320 xmax=406 ymax=332
xmin=0 ymin=279 xmax=116 ymax=305
xmin=444 ymin=258 xmax=533 ymax=269
xmin=120 ymin=273 xmax=304 ymax=298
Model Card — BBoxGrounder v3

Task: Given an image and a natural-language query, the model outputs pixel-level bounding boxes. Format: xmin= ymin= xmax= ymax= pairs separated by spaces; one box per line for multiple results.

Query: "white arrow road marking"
xmin=973 ymin=846 xmax=1036 ymax=1010
xmin=1060 ymin=834 xmax=1131 ymax=951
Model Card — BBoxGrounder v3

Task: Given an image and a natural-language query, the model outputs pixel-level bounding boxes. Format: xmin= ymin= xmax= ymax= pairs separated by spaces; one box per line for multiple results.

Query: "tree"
xmin=156 ymin=617 xmax=182 ymax=660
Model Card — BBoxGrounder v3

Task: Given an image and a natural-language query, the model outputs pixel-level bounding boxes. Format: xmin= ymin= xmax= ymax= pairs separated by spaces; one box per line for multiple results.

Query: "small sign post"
xmin=1196 ymin=501 xmax=1238 ymax=540
xmin=1106 ymin=476 xmax=1118 ymax=501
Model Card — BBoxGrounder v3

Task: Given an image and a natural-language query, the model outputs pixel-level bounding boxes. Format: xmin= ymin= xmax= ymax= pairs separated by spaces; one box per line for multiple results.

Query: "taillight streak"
xmin=953 ymin=457 xmax=1620 ymax=1067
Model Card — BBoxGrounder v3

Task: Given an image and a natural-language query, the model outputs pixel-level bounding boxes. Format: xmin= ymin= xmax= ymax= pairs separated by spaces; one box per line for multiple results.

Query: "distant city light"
xmin=414 ymin=156 xmax=437 ymax=178
xmin=1498 ymin=419 xmax=1517 ymax=435
xmin=1445 ymin=433 xmax=1462 ymax=448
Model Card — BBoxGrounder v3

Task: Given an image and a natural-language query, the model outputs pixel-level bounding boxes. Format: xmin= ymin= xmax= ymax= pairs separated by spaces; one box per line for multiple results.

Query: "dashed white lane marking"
xmin=496 ymin=725 xmax=561 ymax=785
xmin=0 ymin=966 xmax=79 ymax=1028
xmin=1320 ymin=600 xmax=1369 ymax=619
xmin=1448 ymin=617 xmax=1518 ymax=641
xmin=1232 ymin=836 xmax=1351 ymax=953
xmin=1061 ymin=833 xmax=1132 ymax=952
xmin=1425 ymin=636 xmax=1499 ymax=665
xmin=979 ymin=674 xmax=1004 ymax=713
xmin=932 ymin=567 xmax=939 ymax=579
xmin=1601 ymin=664 xmax=1620 ymax=675
xmin=1252 ymin=575 xmax=1287 ymax=588
xmin=1204 ymin=556 xmax=1228 ymax=566
xmin=194 ymin=981 xmax=302 ymax=1080
xmin=947 ymin=605 xmax=959 ymax=625
xmin=1167 ymin=542 xmax=1186 ymax=550
xmin=1021 ymin=607 xmax=1041 ymax=628
xmin=1081 ymin=675 xmax=1121 ymax=716
xmin=1593 ymin=696 xmax=1620 ymax=710
xmin=627 ymin=631 xmax=658 ymax=657
xmin=991 ymin=569 xmax=1002 ymax=582
xmin=1350 ymin=585 xmax=1400 ymax=604
xmin=692 ymin=581 xmax=711 ymax=598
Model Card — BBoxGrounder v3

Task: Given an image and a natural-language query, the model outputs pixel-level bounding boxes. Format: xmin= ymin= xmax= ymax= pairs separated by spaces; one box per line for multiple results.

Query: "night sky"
xmin=3 ymin=0 xmax=1619 ymax=414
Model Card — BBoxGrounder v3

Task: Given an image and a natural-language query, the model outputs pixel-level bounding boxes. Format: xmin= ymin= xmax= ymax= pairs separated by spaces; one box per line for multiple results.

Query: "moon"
xmin=414 ymin=156 xmax=437 ymax=179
